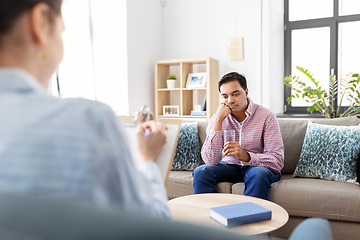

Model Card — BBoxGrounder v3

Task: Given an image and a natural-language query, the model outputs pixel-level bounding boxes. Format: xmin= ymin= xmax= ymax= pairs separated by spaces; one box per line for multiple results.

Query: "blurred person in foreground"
xmin=0 ymin=0 xmax=169 ymax=218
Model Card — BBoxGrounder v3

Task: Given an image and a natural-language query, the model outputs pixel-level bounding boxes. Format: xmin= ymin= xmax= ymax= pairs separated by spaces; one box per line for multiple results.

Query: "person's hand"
xmin=216 ymin=102 xmax=232 ymax=121
xmin=212 ymin=102 xmax=232 ymax=131
xmin=223 ymin=141 xmax=250 ymax=162
xmin=136 ymin=121 xmax=167 ymax=162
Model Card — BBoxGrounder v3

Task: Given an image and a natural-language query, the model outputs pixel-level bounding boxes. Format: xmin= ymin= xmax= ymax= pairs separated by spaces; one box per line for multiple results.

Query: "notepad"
xmin=210 ymin=202 xmax=272 ymax=228
xmin=123 ymin=123 xmax=180 ymax=183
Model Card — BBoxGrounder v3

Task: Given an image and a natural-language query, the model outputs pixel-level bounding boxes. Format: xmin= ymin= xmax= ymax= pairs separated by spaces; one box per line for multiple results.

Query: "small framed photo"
xmin=163 ymin=105 xmax=180 ymax=116
xmin=186 ymin=72 xmax=207 ymax=89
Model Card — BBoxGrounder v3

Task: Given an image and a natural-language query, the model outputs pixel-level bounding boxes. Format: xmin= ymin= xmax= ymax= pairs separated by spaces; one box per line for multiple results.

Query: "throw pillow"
xmin=172 ymin=122 xmax=202 ymax=171
xmin=279 ymin=116 xmax=360 ymax=174
xmin=293 ymin=121 xmax=360 ymax=184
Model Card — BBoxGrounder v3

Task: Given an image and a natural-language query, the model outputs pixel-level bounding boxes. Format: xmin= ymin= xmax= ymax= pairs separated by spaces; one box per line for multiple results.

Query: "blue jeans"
xmin=192 ymin=162 xmax=281 ymax=200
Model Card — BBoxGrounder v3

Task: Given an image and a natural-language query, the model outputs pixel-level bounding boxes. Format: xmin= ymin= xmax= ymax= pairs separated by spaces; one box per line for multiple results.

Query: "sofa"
xmin=166 ymin=116 xmax=360 ymax=240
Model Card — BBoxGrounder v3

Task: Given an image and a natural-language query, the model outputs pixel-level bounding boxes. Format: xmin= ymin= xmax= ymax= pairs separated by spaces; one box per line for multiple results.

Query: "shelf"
xmin=158 ymin=115 xmax=182 ymax=118
xmin=155 ymin=57 xmax=219 ymax=122
xmin=182 ymin=88 xmax=206 ymax=91
xmin=182 ymin=115 xmax=207 ymax=118
xmin=158 ymin=88 xmax=206 ymax=91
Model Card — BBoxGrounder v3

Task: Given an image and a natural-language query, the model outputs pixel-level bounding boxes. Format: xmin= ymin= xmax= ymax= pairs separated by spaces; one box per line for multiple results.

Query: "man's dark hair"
xmin=218 ymin=72 xmax=247 ymax=92
xmin=0 ymin=0 xmax=62 ymax=36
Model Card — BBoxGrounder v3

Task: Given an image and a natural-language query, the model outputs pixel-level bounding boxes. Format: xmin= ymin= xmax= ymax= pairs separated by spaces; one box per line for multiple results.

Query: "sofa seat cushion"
xmin=166 ymin=171 xmax=194 ymax=200
xmin=166 ymin=171 xmax=233 ymax=199
xmin=231 ymin=182 xmax=245 ymax=195
xmin=269 ymin=175 xmax=360 ymax=222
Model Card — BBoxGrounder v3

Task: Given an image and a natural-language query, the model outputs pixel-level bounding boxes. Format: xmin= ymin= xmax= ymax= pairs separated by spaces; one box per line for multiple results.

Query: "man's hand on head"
xmin=218 ymin=102 xmax=232 ymax=118
xmin=221 ymin=102 xmax=232 ymax=112
xmin=212 ymin=102 xmax=232 ymax=131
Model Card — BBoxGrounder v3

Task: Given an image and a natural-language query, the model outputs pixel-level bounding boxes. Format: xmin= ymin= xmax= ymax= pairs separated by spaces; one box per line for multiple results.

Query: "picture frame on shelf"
xmin=163 ymin=105 xmax=180 ymax=116
xmin=186 ymin=72 xmax=207 ymax=89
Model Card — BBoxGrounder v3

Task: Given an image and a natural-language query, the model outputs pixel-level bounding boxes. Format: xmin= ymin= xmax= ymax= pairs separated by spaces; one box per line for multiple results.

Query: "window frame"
xmin=284 ymin=0 xmax=360 ymax=114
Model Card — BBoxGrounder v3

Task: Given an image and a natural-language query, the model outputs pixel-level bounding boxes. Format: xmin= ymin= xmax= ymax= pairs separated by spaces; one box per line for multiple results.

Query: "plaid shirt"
xmin=201 ymin=99 xmax=284 ymax=173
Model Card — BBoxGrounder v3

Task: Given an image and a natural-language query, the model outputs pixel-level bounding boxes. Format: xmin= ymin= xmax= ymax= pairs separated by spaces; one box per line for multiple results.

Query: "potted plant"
xmin=284 ymin=66 xmax=360 ymax=118
xmin=167 ymin=74 xmax=177 ymax=89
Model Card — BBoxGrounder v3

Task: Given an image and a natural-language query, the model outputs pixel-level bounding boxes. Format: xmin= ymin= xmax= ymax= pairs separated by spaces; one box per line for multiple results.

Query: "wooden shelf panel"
xmin=158 ymin=88 xmax=206 ymax=91
xmin=156 ymin=57 xmax=213 ymax=65
xmin=158 ymin=115 xmax=182 ymax=118
xmin=158 ymin=115 xmax=207 ymax=119
xmin=182 ymin=115 xmax=207 ymax=118
xmin=182 ymin=88 xmax=206 ymax=91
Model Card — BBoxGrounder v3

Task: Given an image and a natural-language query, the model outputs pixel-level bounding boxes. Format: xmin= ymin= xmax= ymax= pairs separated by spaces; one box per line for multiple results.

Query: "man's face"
xmin=220 ymin=80 xmax=248 ymax=114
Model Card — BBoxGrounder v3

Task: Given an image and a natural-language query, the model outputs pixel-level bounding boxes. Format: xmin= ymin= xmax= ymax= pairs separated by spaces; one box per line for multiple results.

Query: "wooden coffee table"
xmin=168 ymin=193 xmax=288 ymax=235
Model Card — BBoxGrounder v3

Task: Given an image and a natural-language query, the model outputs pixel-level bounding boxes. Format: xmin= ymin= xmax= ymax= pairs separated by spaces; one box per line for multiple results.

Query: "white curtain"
xmin=51 ymin=0 xmax=129 ymax=116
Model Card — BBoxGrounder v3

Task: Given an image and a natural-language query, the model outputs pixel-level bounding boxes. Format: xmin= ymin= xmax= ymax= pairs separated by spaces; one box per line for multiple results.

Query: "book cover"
xmin=210 ymin=202 xmax=272 ymax=228
xmin=190 ymin=111 xmax=206 ymax=116
xmin=201 ymin=95 xmax=206 ymax=111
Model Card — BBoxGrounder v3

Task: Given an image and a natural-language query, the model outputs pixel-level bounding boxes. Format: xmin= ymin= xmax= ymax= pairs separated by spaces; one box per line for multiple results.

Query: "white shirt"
xmin=0 ymin=68 xmax=170 ymax=218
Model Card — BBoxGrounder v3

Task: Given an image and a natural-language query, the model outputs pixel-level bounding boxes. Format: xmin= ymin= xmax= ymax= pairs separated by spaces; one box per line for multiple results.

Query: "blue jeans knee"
xmin=243 ymin=166 xmax=280 ymax=200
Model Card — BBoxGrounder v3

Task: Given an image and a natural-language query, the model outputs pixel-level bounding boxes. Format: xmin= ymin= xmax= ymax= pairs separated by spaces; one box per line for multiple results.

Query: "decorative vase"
xmin=167 ymin=79 xmax=176 ymax=89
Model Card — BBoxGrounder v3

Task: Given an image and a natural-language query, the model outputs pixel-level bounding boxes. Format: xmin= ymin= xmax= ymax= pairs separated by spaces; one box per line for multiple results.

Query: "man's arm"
xmin=201 ymin=114 xmax=228 ymax=165
xmin=201 ymin=103 xmax=233 ymax=165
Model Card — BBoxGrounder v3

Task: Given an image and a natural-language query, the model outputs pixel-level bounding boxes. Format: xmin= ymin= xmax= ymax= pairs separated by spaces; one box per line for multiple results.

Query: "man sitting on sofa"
xmin=193 ymin=72 xmax=284 ymax=200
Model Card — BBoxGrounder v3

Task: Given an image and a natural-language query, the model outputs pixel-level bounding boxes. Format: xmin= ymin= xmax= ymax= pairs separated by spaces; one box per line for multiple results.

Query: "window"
xmin=284 ymin=0 xmax=360 ymax=113
xmin=50 ymin=0 xmax=128 ymax=116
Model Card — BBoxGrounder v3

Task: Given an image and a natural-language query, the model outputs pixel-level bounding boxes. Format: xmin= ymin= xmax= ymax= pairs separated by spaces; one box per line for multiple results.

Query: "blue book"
xmin=210 ymin=202 xmax=272 ymax=228
xmin=190 ymin=111 xmax=206 ymax=116
xmin=201 ymin=95 xmax=206 ymax=111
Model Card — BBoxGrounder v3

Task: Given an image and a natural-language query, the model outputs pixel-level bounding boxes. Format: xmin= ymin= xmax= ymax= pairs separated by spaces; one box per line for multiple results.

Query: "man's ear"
xmin=29 ymin=3 xmax=51 ymax=46
xmin=245 ymin=88 xmax=249 ymax=97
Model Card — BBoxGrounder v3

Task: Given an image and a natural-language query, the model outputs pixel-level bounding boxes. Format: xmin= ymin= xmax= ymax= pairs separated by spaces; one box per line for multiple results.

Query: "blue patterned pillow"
xmin=172 ymin=122 xmax=202 ymax=170
xmin=293 ymin=121 xmax=360 ymax=184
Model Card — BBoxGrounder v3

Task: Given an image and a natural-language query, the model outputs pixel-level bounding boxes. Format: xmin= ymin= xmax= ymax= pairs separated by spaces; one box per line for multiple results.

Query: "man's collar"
xmin=245 ymin=98 xmax=255 ymax=117
xmin=229 ymin=98 xmax=254 ymax=123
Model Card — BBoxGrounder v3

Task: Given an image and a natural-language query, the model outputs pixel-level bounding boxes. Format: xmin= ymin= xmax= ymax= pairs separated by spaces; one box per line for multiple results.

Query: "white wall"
xmin=127 ymin=0 xmax=163 ymax=115
xmin=261 ymin=0 xmax=284 ymax=114
xmin=126 ymin=0 xmax=284 ymax=115
xmin=163 ymin=0 xmax=263 ymax=104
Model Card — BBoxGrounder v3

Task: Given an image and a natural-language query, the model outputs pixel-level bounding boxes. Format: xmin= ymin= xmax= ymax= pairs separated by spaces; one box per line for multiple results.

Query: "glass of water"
xmin=224 ymin=130 xmax=235 ymax=143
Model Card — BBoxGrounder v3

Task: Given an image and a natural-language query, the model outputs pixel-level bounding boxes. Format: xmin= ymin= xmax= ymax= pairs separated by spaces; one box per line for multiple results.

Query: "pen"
xmin=144 ymin=128 xmax=151 ymax=138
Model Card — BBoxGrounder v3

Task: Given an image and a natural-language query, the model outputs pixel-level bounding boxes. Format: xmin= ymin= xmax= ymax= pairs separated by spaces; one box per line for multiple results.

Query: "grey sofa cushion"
xmin=293 ymin=122 xmax=360 ymax=184
xmin=197 ymin=121 xmax=209 ymax=164
xmin=268 ymin=175 xmax=360 ymax=223
xmin=166 ymin=171 xmax=232 ymax=199
xmin=166 ymin=171 xmax=194 ymax=199
xmin=278 ymin=116 xmax=360 ymax=174
xmin=197 ymin=121 xmax=208 ymax=148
